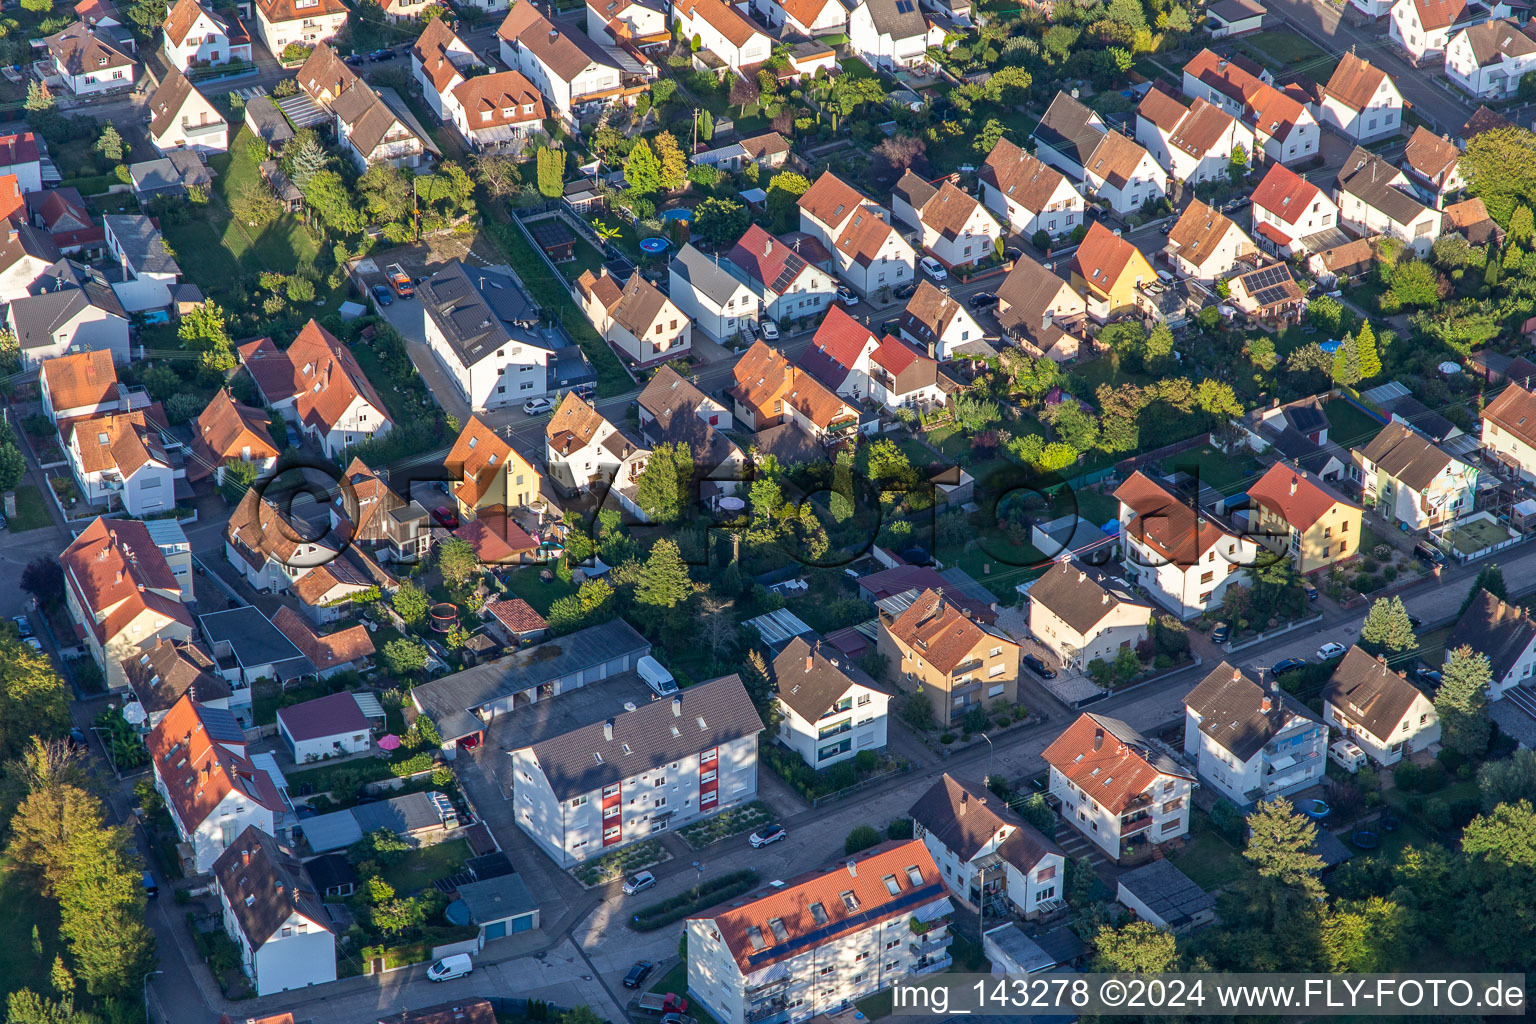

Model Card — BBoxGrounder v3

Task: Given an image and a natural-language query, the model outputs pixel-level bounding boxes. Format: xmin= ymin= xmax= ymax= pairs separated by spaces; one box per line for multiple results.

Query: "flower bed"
xmin=677 ymin=801 xmax=773 ymax=849
xmin=570 ymin=839 xmax=666 ymax=887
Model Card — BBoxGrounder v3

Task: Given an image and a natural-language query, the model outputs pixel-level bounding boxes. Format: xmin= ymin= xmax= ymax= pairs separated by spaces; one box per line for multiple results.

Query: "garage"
xmin=455 ymin=874 xmax=540 ymax=946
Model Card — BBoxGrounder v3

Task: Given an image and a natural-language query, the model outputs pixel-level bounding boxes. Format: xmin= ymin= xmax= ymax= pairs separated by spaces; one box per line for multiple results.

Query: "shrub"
xmin=939 ymin=732 xmax=956 ymax=744
xmin=1422 ymin=797 xmax=1452 ymax=830
xmin=844 ymin=824 xmax=881 ymax=855
xmin=631 ymin=869 xmax=758 ymax=930
xmin=961 ymin=704 xmax=990 ymax=733
xmin=885 ymin=818 xmax=914 ymax=840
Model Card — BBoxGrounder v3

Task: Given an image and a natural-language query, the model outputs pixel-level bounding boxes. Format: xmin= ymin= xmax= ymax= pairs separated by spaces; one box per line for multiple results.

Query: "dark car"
xmin=892 ymin=281 xmax=918 ymax=300
xmin=1003 ymin=246 xmax=1023 ymax=261
xmin=1413 ymin=541 xmax=1446 ymax=566
xmin=966 ymin=291 xmax=996 ymax=309
xmin=432 ymin=505 xmax=460 ymax=529
xmin=372 ymin=284 xmax=394 ymax=306
xmin=1271 ymin=658 xmax=1307 ymax=676
xmin=1303 ymin=583 xmax=1318 ymax=602
xmin=368 ymin=48 xmax=392 ymax=61
xmin=1408 ymin=614 xmax=1424 ymax=629
xmin=624 ymin=961 xmax=655 ymax=989
xmin=1022 ymin=654 xmax=1056 ymax=679
xmin=1417 ymin=666 xmax=1443 ymax=687
xmin=1210 ymin=621 xmax=1231 ymax=644
xmin=343 ymin=53 xmax=364 ymax=66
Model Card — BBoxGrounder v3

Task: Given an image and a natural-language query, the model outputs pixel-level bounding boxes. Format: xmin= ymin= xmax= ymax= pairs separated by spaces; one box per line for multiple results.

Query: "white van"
xmin=1329 ymin=739 xmax=1366 ymax=774
xmin=427 ymin=953 xmax=473 ymax=981
xmin=638 ymin=655 xmax=677 ymax=697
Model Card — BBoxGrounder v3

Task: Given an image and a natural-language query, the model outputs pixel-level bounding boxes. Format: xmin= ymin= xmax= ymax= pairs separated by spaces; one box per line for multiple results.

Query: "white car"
xmin=836 ymin=285 xmax=859 ymax=306
xmin=1315 ymin=642 xmax=1347 ymax=660
xmin=749 ymin=824 xmax=787 ymax=848
xmin=919 ymin=256 xmax=948 ymax=280
xmin=759 ymin=319 xmax=780 ymax=340
xmin=522 ymin=397 xmax=554 ymax=416
xmin=622 ymin=870 xmax=656 ymax=895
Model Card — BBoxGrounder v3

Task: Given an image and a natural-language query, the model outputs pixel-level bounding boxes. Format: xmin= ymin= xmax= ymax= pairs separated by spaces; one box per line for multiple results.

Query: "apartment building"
xmin=877 ymin=588 xmax=1019 ymax=727
xmin=1322 ymin=646 xmax=1441 ymax=766
xmin=1183 ymin=663 xmax=1327 ymax=806
xmin=770 ymin=636 xmax=889 ymax=769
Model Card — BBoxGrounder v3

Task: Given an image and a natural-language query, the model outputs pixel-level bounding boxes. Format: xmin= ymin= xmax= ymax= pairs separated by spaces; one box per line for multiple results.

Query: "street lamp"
xmin=142 ymin=970 xmax=162 ymax=1024
xmin=692 ymin=860 xmax=704 ymax=902
xmin=980 ymin=733 xmax=994 ymax=794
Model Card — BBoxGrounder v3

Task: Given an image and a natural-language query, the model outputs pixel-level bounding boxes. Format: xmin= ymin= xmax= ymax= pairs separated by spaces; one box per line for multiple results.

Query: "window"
xmin=654 ymin=776 xmax=665 ymax=786
xmin=602 ymin=783 xmax=619 ymax=798
xmin=570 ymin=796 xmax=587 ymax=808
xmin=840 ymin=890 xmax=859 ymax=911
xmin=988 ymin=683 xmax=1005 ymax=697
xmin=1035 ymin=886 xmax=1055 ymax=901
xmin=654 ymin=796 xmax=666 ymax=808
xmin=856 ymin=950 xmax=871 ymax=961
xmin=886 ymin=938 xmax=901 ymax=950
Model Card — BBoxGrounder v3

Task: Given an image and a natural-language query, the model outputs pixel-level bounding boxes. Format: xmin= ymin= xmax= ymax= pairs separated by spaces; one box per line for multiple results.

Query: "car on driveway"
xmin=1210 ymin=621 xmax=1230 ymax=644
xmin=432 ymin=505 xmax=459 ymax=529
xmin=622 ymin=870 xmax=655 ymax=895
xmin=343 ymin=53 xmax=364 ymax=66
xmin=919 ymin=256 xmax=947 ymax=280
xmin=11 ymin=616 xmax=32 ymax=638
xmin=623 ymin=961 xmax=655 ymax=988
xmin=1316 ymin=642 xmax=1347 ymax=660
xmin=748 ymin=824 xmax=786 ymax=848
xmin=892 ymin=281 xmax=918 ymax=300
xmin=371 ymin=284 xmax=394 ymax=306
xmin=1022 ymin=653 xmax=1056 ymax=679
xmin=368 ymin=48 xmax=392 ymax=61
xmin=836 ymin=285 xmax=859 ymax=306
xmin=22 ymin=637 xmax=42 ymax=653
xmin=1271 ymin=658 xmax=1306 ymax=676
xmin=759 ymin=319 xmax=779 ymax=340
xmin=967 ymin=291 xmax=996 ymax=308
xmin=523 ymin=396 xmax=554 ymax=415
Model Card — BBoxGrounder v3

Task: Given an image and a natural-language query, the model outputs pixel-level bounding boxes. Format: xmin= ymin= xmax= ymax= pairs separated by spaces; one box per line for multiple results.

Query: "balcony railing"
xmin=909 ymin=954 xmax=952 ymax=976
xmin=910 ymin=935 xmax=950 ymax=956
xmin=746 ymin=998 xmax=789 ymax=1024
xmin=1122 ymin=792 xmax=1153 ymax=813
xmin=1120 ymin=815 xmax=1153 ymax=836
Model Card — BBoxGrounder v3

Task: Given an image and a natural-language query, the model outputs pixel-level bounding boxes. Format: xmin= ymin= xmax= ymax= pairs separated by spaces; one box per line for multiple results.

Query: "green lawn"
xmin=856 ymin=989 xmax=895 ymax=1020
xmin=1323 ymin=397 xmax=1388 ymax=451
xmin=502 ymin=564 xmax=578 ymax=615
xmin=556 ymin=238 xmax=608 ymax=284
xmin=1244 ymin=31 xmax=1326 ymax=66
xmin=285 ymin=754 xmax=395 ymax=796
xmin=7 ymin=486 xmax=52 ymax=532
xmin=649 ymin=963 xmax=721 ymax=1024
xmin=379 ymin=839 xmax=471 ymax=896
xmin=1160 ymin=444 xmax=1260 ymax=493
xmin=0 ymin=858 xmax=61 ymax=1002
xmin=1168 ymin=832 xmax=1247 ymax=890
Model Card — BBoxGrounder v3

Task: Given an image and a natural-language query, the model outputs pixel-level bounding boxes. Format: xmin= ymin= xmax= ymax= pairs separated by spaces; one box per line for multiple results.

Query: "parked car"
xmin=11 ymin=615 xmax=32 ymax=637
xmin=1022 ymin=653 xmax=1056 ymax=679
xmin=140 ymin=871 xmax=158 ymax=899
xmin=622 ymin=870 xmax=656 ymax=895
xmin=1303 ymin=584 xmax=1319 ymax=602
xmin=966 ymin=291 xmax=996 ymax=309
xmin=368 ymin=48 xmax=393 ymax=61
xmin=1413 ymin=541 xmax=1446 ymax=566
xmin=432 ymin=505 xmax=460 ymax=529
xmin=749 ymin=824 xmax=786 ymax=848
xmin=759 ymin=319 xmax=779 ymax=340
xmin=836 ymin=285 xmax=859 ymax=306
xmin=1316 ymin=642 xmax=1347 ymax=660
xmin=427 ymin=953 xmax=473 ymax=981
xmin=1210 ymin=621 xmax=1230 ymax=644
xmin=623 ymin=961 xmax=655 ymax=989
xmin=343 ymin=53 xmax=364 ymax=66
xmin=371 ymin=284 xmax=394 ymax=306
xmin=638 ymin=993 xmax=688 ymax=1014
xmin=523 ymin=396 xmax=555 ymax=415
xmin=1003 ymin=246 xmax=1023 ymax=260
xmin=892 ymin=281 xmax=918 ymax=300
xmin=919 ymin=256 xmax=948 ymax=280
xmin=286 ymin=425 xmax=301 ymax=449
xmin=22 ymin=637 xmax=42 ymax=653
xmin=1271 ymin=658 xmax=1306 ymax=676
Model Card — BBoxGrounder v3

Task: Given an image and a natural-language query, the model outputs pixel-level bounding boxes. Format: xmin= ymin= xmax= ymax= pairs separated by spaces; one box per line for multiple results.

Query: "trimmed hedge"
xmin=631 ymin=869 xmax=758 ymax=931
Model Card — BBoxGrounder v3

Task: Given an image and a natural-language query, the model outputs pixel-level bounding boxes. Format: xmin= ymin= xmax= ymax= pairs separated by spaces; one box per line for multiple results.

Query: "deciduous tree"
xmin=652 ymin=131 xmax=687 ymax=192
xmin=1092 ymin=921 xmax=1179 ymax=972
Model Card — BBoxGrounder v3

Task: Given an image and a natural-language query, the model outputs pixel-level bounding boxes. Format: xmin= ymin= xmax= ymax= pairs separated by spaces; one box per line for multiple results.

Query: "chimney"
xmin=1093 ymin=728 xmax=1104 ymax=752
xmin=1261 ymin=695 xmax=1273 ymax=713
xmin=805 ymin=652 xmax=813 ymax=672
xmin=241 ymin=849 xmax=250 ymax=866
xmin=1101 ymin=592 xmax=1110 ymax=604
xmin=603 ymin=719 xmax=614 ymax=740
xmin=959 ymin=790 xmax=968 ymax=814
xmin=672 ymin=696 xmax=682 ymax=716
xmin=846 ymin=860 xmax=858 ymax=878
xmin=275 ymin=882 xmax=284 ymax=896
xmin=763 ymin=238 xmax=772 ymax=257
xmin=1232 ymin=667 xmax=1242 ymax=682
xmin=1290 ymin=475 xmax=1298 ymax=496
xmin=549 ymin=28 xmax=559 ymax=42
xmin=1041 ymin=310 xmax=1053 ymax=333
xmin=115 ymin=569 xmax=123 ymax=584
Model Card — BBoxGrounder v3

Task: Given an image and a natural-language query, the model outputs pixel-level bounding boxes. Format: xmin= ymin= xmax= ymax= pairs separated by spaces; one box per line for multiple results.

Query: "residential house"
xmin=9 ymin=272 xmax=130 ymax=370
xmin=1035 ymin=93 xmax=1168 ymax=215
xmin=331 ymin=79 xmax=439 ymax=171
xmin=910 ymin=773 xmax=1065 ymax=917
xmin=728 ymin=339 xmax=795 ymax=430
xmin=147 ymin=69 xmax=228 ymax=154
xmin=1402 ymin=126 xmax=1463 ymax=206
xmin=412 ymin=17 xmax=479 ymax=121
xmin=1322 ymin=646 xmax=1440 ymax=765
xmin=277 ymin=691 xmax=373 ymax=762
xmin=103 ymin=213 xmax=183 ymax=314
xmin=484 ymin=595 xmax=549 ymax=646
xmin=420 ymin=260 xmax=553 ymax=411
xmin=1226 ymin=260 xmax=1306 ymax=323
xmin=1135 ymin=88 xmax=1255 ymax=187
xmin=977 ymin=137 xmax=1084 ymax=240
xmin=245 ymin=96 xmax=295 ymax=152
xmin=289 ymin=547 xmax=394 ymax=625
xmin=128 ymin=150 xmax=214 ymax=199
xmin=1446 ymin=17 xmax=1536 ymax=97
xmin=1181 ymin=49 xmax=1321 ymax=165
xmin=891 ymin=172 xmax=1002 ymax=269
xmin=1446 ymin=588 xmax=1536 ymax=698
xmin=796 ymin=171 xmax=916 ymax=298
xmin=64 ymin=406 xmax=176 ymax=516
xmin=45 ymin=22 xmax=134 ymax=95
xmin=162 ymin=0 xmax=251 ymax=70
xmin=1335 ymin=146 xmax=1441 ymax=256
xmin=1184 ymin=663 xmax=1325 ymax=805
xmin=739 ymin=131 xmax=792 ymax=169
xmin=147 ymin=694 xmax=284 ymax=872
xmin=668 ymin=244 xmax=761 ymax=343
xmin=1306 ymin=237 xmax=1379 ymax=287
xmin=198 ymin=605 xmax=312 ymax=689
xmin=1069 ymin=222 xmax=1156 ymax=322
xmin=636 ymin=366 xmax=744 ymax=495
xmin=251 ymin=0 xmax=348 ymax=57
xmin=573 ymin=268 xmax=690 ymax=367
xmin=685 ymin=840 xmax=954 ymax=1024
xmin=62 ymin=518 xmax=190 ymax=690
xmin=671 ymin=0 xmax=772 ymax=73
xmin=587 ymin=0 xmax=670 ymax=50
xmin=1164 ymin=199 xmax=1257 ymax=282
xmin=270 ymin=606 xmax=374 ymax=678
xmin=1245 ymin=461 xmax=1363 ymax=573
xmin=867 ymin=334 xmax=942 ymax=412
xmin=25 ymin=187 xmax=103 ymax=255
xmin=1481 ymin=381 xmax=1536 ymax=481
xmin=1208 ymin=0 xmax=1266 ymax=35
xmin=799 ymin=304 xmax=879 ymax=400
xmin=544 ymin=391 xmax=642 ymax=495
xmin=0 ymin=132 xmax=41 ymax=194
xmin=443 ymin=415 xmax=541 ymax=520
xmin=1443 ymin=195 xmax=1504 ymax=244
xmin=1115 ymin=470 xmax=1258 ymax=619
xmin=211 ymin=826 xmax=335 ymax=995
xmin=1043 ymin=712 xmax=1195 ymax=860
xmin=1249 ymin=161 xmax=1342 ymax=256
xmin=187 ymin=389 xmax=279 ymax=485
xmin=899 ymin=280 xmax=984 ymax=359
xmin=770 ymin=636 xmax=889 ymax=768
xmin=994 ymin=254 xmax=1089 ymax=362
xmin=857 ymin=564 xmax=996 ymax=621
xmin=877 ymin=587 xmax=1020 ymax=727
xmin=0 ymin=219 xmax=63 ymax=304
xmin=779 ymin=369 xmax=861 ymax=448
xmin=122 ymin=637 xmax=231 ymax=730
xmin=509 ymin=673 xmax=763 ymax=863
xmin=238 ymin=319 xmax=392 ymax=457
xmin=1390 ymin=0 xmax=1500 ymax=63
xmin=751 ymin=0 xmax=847 ymax=35
xmin=330 ymin=458 xmax=433 ymax=566
xmin=39 ymin=349 xmax=120 ymax=423
xmin=1026 ymin=560 xmax=1152 ymax=672
xmin=295 ymin=41 xmax=357 ymax=103
xmin=1352 ymin=421 xmax=1476 ymax=531
xmin=848 ymin=0 xmax=929 ymax=69
xmin=1313 ymin=52 xmax=1402 ymax=142
xmin=223 ymin=487 xmax=341 ymax=595
xmin=446 ymin=71 xmax=546 ymax=150
xmin=498 ymin=3 xmax=631 ymax=128
xmin=726 ymin=224 xmax=837 ymax=325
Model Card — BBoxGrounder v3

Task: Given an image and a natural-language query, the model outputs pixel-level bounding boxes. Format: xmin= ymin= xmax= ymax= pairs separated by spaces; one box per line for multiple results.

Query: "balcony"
xmin=909 ymin=954 xmax=952 ymax=976
xmin=909 ymin=934 xmax=950 ymax=957
xmin=746 ymin=998 xmax=789 ymax=1024
xmin=1120 ymin=814 xmax=1153 ymax=836
xmin=1121 ymin=792 xmax=1153 ymax=814
xmin=182 ymin=120 xmax=226 ymax=138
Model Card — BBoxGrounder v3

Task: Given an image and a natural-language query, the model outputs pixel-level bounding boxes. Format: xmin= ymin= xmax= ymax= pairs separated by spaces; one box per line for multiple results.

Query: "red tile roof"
xmin=0 ymin=132 xmax=40 ymax=166
xmin=1246 ymin=461 xmax=1355 ymax=531
xmin=146 ymin=693 xmax=284 ymax=835
xmin=488 ymin=596 xmax=548 ymax=635
xmin=62 ymin=517 xmax=191 ymax=646
xmin=40 ymin=350 xmax=117 ymax=413
xmin=797 ymin=170 xmax=865 ymax=228
xmin=1114 ymin=470 xmax=1239 ymax=565
xmin=271 ymin=606 xmax=374 ymax=673
xmin=1071 ymin=222 xmax=1144 ymax=295
xmin=1251 ymin=162 xmax=1322 ymax=226
xmin=886 ymin=588 xmax=1012 ymax=675
xmin=277 ymin=689 xmax=370 ymax=741
xmin=1040 ymin=712 xmax=1188 ymax=814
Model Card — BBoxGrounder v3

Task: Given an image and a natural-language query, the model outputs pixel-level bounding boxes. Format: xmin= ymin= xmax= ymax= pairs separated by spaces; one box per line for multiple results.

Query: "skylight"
xmin=809 ymin=902 xmax=828 ymax=924
xmin=906 ymin=865 xmax=923 ymax=886
xmin=840 ymin=890 xmax=859 ymax=911
xmin=883 ymin=874 xmax=901 ymax=896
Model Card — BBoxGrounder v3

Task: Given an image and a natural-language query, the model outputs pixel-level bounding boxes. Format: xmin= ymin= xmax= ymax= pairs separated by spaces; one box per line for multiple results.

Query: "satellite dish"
xmin=122 ymin=701 xmax=146 ymax=726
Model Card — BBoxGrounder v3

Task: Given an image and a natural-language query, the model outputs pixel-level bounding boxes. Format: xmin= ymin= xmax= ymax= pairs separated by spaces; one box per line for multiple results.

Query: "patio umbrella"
xmin=378 ymin=734 xmax=402 ymax=751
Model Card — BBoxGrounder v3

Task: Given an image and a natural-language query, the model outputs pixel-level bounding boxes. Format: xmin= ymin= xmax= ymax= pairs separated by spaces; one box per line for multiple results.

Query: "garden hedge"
xmin=631 ymin=869 xmax=758 ymax=931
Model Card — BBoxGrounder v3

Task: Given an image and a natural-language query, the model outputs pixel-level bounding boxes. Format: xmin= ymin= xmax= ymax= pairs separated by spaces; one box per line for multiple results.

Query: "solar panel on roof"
xmin=198 ymin=705 xmax=246 ymax=744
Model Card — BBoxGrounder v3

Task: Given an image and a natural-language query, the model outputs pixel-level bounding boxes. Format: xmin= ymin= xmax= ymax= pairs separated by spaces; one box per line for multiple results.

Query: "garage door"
xmin=511 ymin=913 xmax=535 ymax=933
xmin=607 ymin=655 xmax=630 ymax=676
xmin=484 ymin=921 xmax=507 ymax=940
